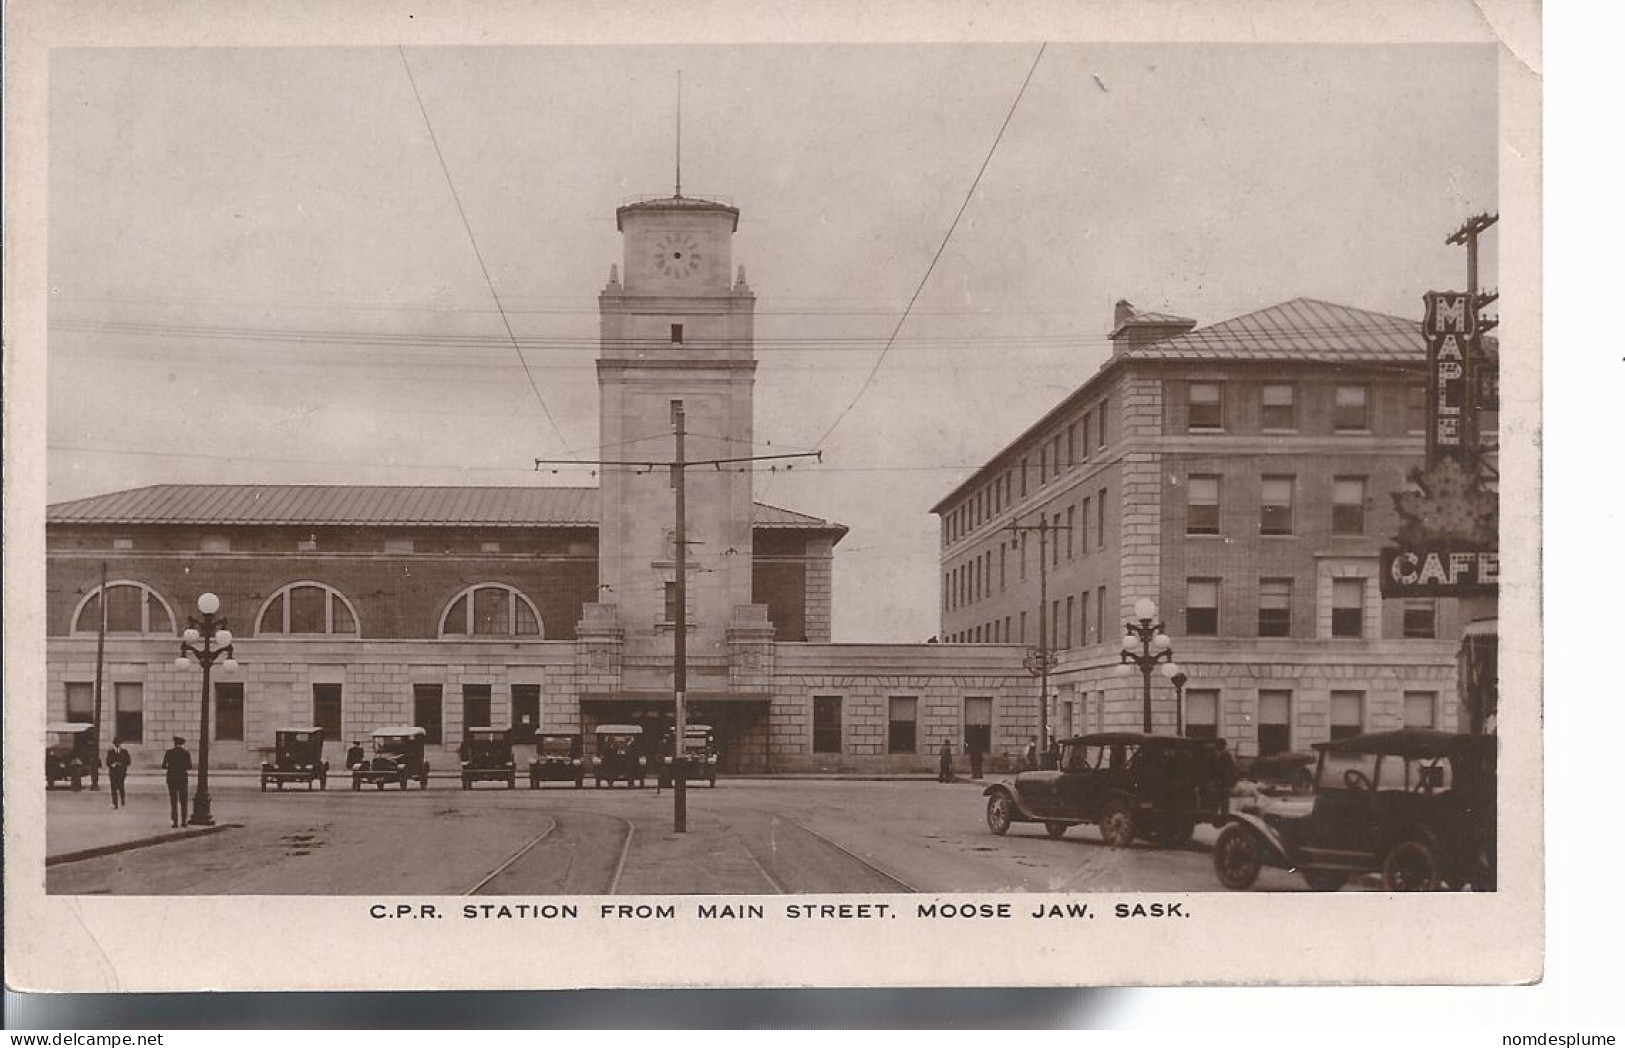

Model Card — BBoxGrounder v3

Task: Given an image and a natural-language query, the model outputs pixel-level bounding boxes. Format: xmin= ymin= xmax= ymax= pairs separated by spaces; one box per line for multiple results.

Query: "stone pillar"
xmin=574 ymin=603 xmax=624 ymax=701
xmin=727 ymin=604 xmax=775 ymax=692
xmin=1116 ymin=372 xmax=1164 ymax=621
xmin=803 ymin=537 xmax=835 ymax=642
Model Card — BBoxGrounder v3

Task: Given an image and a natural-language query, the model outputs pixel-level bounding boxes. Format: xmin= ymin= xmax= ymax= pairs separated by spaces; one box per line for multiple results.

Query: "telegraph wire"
xmin=814 ymin=42 xmax=1050 ymax=449
xmin=398 ymin=46 xmax=571 ymax=453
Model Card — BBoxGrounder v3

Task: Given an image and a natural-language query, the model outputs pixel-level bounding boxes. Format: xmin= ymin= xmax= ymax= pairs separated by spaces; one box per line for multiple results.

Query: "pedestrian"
xmin=1025 ymin=738 xmax=1038 ymax=771
xmin=1046 ymin=739 xmax=1061 ymax=771
xmin=162 ymin=735 xmax=192 ymax=828
xmin=105 ymin=737 xmax=131 ymax=810
xmin=346 ymin=740 xmax=366 ymax=771
xmin=937 ymin=739 xmax=954 ymax=783
xmin=967 ymin=740 xmax=984 ymax=780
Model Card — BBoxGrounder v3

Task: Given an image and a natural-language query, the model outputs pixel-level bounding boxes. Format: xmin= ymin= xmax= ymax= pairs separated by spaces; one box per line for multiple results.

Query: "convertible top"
xmin=372 ymin=726 xmax=427 ymax=739
xmin=1314 ymin=729 xmax=1495 ymax=759
xmin=594 ymin=724 xmax=643 ymax=735
xmin=274 ymin=726 xmax=323 ymax=735
xmin=46 ymin=722 xmax=94 ymax=734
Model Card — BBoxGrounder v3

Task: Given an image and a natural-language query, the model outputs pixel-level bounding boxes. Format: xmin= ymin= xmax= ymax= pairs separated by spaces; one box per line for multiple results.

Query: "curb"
xmin=46 ymin=823 xmax=243 ymax=867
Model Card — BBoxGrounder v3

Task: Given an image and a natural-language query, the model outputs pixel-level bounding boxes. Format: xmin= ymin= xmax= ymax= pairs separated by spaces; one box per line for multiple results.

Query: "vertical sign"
xmin=1422 ymin=291 xmax=1476 ymax=463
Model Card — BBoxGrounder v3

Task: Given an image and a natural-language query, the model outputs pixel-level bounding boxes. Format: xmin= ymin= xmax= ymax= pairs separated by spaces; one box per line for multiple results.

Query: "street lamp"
xmin=1161 ymin=662 xmax=1188 ymax=735
xmin=174 ymin=592 xmax=237 ymax=826
xmin=1120 ymin=598 xmax=1174 ymax=733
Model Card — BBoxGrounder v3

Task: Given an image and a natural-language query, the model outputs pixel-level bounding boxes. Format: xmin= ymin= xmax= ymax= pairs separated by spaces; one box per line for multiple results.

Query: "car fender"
xmin=1220 ymin=811 xmax=1293 ymax=866
xmin=982 ymin=782 xmax=1038 ymax=821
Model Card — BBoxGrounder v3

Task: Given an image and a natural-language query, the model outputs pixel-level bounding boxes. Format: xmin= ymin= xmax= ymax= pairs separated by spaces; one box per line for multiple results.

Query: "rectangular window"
xmin=999 ymin=546 xmax=1007 ymax=590
xmin=214 ymin=682 xmax=245 ymax=741
xmin=102 ymin=586 xmax=143 ymax=631
xmin=1185 ymin=689 xmax=1220 ymax=739
xmin=671 ymin=323 xmax=683 ymax=344
xmin=1261 ymin=475 xmax=1295 ymax=535
xmin=887 ymin=696 xmax=918 ymax=754
xmin=664 ymin=581 xmax=680 ymax=623
xmin=1406 ymin=384 xmax=1428 ymax=434
xmin=473 ymin=587 xmax=507 ymax=635
xmin=1188 ymin=382 xmax=1223 ymax=430
xmin=511 ymin=684 xmax=540 ymax=737
xmin=1050 ymin=600 xmax=1061 ymax=651
xmin=115 ymin=682 xmax=145 ymax=743
xmin=1066 ymin=506 xmax=1076 ymax=558
xmin=1079 ymin=497 xmax=1090 ymax=554
xmin=1052 ymin=436 xmax=1063 ymax=478
xmin=1334 ymin=385 xmax=1369 ymax=431
xmin=290 ymin=586 xmax=327 ymax=633
xmin=202 ymin=536 xmax=231 ymax=553
xmin=1064 ymin=596 xmax=1075 ymax=649
xmin=1332 ymin=476 xmax=1367 ymax=536
xmin=965 ymin=697 xmax=992 ymax=755
xmin=1261 ymin=383 xmax=1296 ymax=430
xmin=1096 ymin=586 xmax=1107 ymax=643
xmin=1097 ymin=487 xmax=1107 ymax=547
xmin=1066 ymin=423 xmax=1077 ymax=467
xmin=1187 ymin=475 xmax=1221 ymax=535
xmin=1186 ymin=578 xmax=1220 ymax=636
xmin=1097 ymin=398 xmax=1108 ymax=449
xmin=1403 ymin=691 xmax=1438 ymax=728
xmin=1079 ymin=596 xmax=1089 ymax=648
xmin=1332 ymin=578 xmax=1366 ymax=638
xmin=813 ymin=696 xmax=843 ymax=754
xmin=1020 ymin=610 xmax=1027 ymax=644
xmin=1403 ymin=600 xmax=1437 ymax=639
xmin=312 ymin=683 xmax=342 ymax=737
xmin=414 ymin=684 xmax=444 ymax=744
xmin=1258 ymin=691 xmax=1292 ymax=756
xmin=384 ymin=538 xmax=415 ymax=554
xmin=1081 ymin=411 xmax=1092 ymax=458
xmin=1330 ymin=691 xmax=1365 ymax=741
xmin=65 ymin=681 xmax=94 ymax=722
xmin=1258 ymin=578 xmax=1293 ymax=637
xmin=1004 ymin=615 xmax=1011 ymax=642
xmin=1039 ymin=446 xmax=1048 ymax=486
xmin=463 ymin=684 xmax=492 ymax=730
xmin=1019 ymin=458 xmax=1028 ymax=497
xmin=1020 ymin=534 xmax=1028 ymax=581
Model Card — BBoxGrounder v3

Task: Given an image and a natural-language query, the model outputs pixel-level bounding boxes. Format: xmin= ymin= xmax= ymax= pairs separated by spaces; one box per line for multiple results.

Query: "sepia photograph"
xmin=5 ymin=0 xmax=1540 ymax=993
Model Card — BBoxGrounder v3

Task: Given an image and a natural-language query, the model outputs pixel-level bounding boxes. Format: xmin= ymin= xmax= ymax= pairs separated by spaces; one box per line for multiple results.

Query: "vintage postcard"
xmin=3 ymin=0 xmax=1542 ymax=990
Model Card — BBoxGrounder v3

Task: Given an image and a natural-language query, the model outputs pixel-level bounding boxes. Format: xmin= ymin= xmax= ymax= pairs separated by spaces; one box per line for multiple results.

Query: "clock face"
xmin=652 ymin=231 xmax=703 ymax=280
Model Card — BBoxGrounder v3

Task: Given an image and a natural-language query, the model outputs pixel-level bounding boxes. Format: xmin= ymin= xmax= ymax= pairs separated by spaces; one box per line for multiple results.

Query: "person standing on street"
xmin=967 ymin=740 xmax=984 ymax=780
xmin=162 ymin=736 xmax=192 ymax=827
xmin=1025 ymin=738 xmax=1038 ymax=771
xmin=937 ymin=738 xmax=954 ymax=783
xmin=105 ymin=737 xmax=131 ymax=809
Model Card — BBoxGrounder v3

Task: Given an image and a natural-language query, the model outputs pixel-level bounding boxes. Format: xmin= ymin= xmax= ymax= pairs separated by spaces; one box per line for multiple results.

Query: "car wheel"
xmin=1213 ymin=824 xmax=1263 ymax=890
xmin=1382 ymin=840 xmax=1439 ymax=891
xmin=1099 ymin=800 xmax=1136 ymax=848
xmin=985 ymin=793 xmax=1014 ymax=836
xmin=1301 ymin=868 xmax=1348 ymax=891
xmin=1044 ymin=822 xmax=1068 ymax=839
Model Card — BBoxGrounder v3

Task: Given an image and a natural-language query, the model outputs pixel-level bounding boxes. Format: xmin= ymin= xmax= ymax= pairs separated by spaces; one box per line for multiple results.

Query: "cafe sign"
xmin=1380 ymin=543 xmax=1498 ymax=597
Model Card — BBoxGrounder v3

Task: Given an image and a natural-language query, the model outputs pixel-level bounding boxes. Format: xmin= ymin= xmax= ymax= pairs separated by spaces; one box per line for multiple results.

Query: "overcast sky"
xmin=47 ymin=43 xmax=1496 ymax=641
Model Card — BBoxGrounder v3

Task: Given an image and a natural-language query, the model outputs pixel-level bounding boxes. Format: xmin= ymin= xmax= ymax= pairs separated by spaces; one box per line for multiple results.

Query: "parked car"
xmin=459 ymin=726 xmax=516 ymax=789
xmin=46 ymin=722 xmax=96 ymax=790
xmin=352 ymin=726 xmax=431 ymax=790
xmin=983 ymin=733 xmax=1234 ymax=847
xmin=1235 ymin=750 xmax=1317 ymax=795
xmin=529 ymin=732 xmax=585 ymax=788
xmin=260 ymin=726 xmax=330 ymax=791
xmin=1212 ymin=729 xmax=1497 ymax=892
xmin=657 ymin=724 xmax=718 ymax=788
xmin=591 ymin=724 xmax=646 ymax=788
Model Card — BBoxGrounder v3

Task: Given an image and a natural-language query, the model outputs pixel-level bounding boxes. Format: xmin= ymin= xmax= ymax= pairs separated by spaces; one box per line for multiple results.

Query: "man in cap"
xmin=161 ymin=735 xmax=192 ymax=827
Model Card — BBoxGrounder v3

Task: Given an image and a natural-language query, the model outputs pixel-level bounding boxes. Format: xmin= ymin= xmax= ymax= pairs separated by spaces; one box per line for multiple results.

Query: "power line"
xmin=398 ymin=46 xmax=571 ymax=453
xmin=814 ymin=42 xmax=1050 ymax=448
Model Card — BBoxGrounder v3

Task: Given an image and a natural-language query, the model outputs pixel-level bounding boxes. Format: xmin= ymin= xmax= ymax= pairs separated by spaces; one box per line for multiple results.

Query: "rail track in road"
xmin=463 ymin=810 xmax=635 ymax=895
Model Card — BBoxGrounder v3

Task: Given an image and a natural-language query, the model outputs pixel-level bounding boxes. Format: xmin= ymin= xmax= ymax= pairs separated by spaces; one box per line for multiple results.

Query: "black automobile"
xmin=1212 ymin=729 xmax=1497 ymax=892
xmin=591 ymin=724 xmax=646 ymax=788
xmin=352 ymin=726 xmax=432 ymax=790
xmin=260 ymin=726 xmax=330 ymax=791
xmin=657 ymin=724 xmax=718 ymax=788
xmin=459 ymin=726 xmax=516 ymax=789
xmin=46 ymin=722 xmax=96 ymax=790
xmin=529 ymin=732 xmax=585 ymax=788
xmin=983 ymin=733 xmax=1234 ymax=847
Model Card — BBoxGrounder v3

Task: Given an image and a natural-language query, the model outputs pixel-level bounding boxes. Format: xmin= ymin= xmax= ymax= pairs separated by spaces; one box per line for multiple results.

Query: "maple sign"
xmin=1423 ymin=291 xmax=1475 ymax=462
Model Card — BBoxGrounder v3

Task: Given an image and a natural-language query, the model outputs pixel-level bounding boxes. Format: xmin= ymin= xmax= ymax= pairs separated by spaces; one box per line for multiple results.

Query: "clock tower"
xmin=597 ymin=193 xmax=758 ymax=653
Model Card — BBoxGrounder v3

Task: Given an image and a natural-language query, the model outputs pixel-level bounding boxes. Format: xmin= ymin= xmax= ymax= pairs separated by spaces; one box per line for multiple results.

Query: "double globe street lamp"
xmin=1118 ymin=598 xmax=1183 ymax=734
xmin=174 ymin=592 xmax=238 ymax=826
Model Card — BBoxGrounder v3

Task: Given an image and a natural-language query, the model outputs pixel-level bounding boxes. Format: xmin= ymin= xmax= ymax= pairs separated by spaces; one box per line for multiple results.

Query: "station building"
xmin=932 ymin=298 xmax=1472 ymax=757
xmin=45 ymin=192 xmax=1036 ymax=773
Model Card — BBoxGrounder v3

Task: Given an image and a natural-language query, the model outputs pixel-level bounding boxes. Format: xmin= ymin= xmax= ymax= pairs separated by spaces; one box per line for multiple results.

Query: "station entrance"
xmin=579 ymin=696 xmax=772 ymax=774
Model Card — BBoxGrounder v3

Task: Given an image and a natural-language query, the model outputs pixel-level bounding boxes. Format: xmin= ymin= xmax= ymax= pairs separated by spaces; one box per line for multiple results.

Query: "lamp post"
xmin=1161 ymin=663 xmax=1188 ymax=735
xmin=174 ymin=592 xmax=237 ymax=826
xmin=1119 ymin=598 xmax=1174 ymax=733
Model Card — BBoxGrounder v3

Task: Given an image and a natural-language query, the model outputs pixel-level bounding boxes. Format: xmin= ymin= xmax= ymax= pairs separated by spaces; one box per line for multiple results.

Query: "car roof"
xmin=1063 ymin=732 xmax=1223 ymax=747
xmin=372 ymin=726 xmax=427 ymax=738
xmin=1313 ymin=729 xmax=1494 ymax=758
xmin=666 ymin=724 xmax=713 ymax=733
xmin=465 ymin=726 xmax=505 ymax=734
xmin=595 ymin=724 xmax=643 ymax=734
xmin=47 ymin=722 xmax=94 ymax=733
xmin=276 ymin=726 xmax=322 ymax=734
xmin=534 ymin=731 xmax=581 ymax=738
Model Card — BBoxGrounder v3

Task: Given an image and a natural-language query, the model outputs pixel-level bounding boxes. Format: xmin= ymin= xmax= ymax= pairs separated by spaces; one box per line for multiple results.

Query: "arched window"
xmin=257 ymin=582 xmax=360 ymax=636
xmin=439 ymin=583 xmax=542 ymax=638
xmin=72 ymin=581 xmax=176 ymax=635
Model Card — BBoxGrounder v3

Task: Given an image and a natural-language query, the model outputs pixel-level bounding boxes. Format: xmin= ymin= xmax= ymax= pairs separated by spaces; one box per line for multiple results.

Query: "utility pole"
xmin=1446 ymin=212 xmax=1498 ymax=457
xmin=91 ymin=561 xmax=107 ymax=790
xmin=1006 ymin=516 xmax=1069 ymax=764
xmin=537 ymin=446 xmax=819 ymax=832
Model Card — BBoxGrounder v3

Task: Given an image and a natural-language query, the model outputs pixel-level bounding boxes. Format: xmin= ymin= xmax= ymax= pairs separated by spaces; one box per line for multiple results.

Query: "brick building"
xmin=933 ymin=298 xmax=1467 ymax=756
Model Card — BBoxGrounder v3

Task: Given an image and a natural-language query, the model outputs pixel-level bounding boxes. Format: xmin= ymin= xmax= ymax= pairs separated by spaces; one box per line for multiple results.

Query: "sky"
xmin=46 ymin=43 xmax=1497 ymax=641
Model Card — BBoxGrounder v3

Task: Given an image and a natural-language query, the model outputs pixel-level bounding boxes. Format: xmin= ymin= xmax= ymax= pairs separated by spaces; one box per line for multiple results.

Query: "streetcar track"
xmin=605 ymin=813 xmax=635 ymax=895
xmin=464 ymin=818 xmax=557 ymax=895
xmin=766 ymin=812 xmax=917 ymax=893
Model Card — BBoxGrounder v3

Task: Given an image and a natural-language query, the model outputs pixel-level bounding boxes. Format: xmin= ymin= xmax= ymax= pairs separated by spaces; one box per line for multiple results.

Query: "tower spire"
xmin=675 ymin=70 xmax=683 ymax=198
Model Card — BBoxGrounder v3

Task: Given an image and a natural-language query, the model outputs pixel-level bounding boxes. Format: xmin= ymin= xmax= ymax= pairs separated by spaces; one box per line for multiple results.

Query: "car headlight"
xmin=638 ymin=756 xmax=647 ymax=765
xmin=572 ymin=759 xmax=581 ymax=766
xmin=708 ymin=755 xmax=717 ymax=764
xmin=663 ymin=756 xmax=672 ymax=764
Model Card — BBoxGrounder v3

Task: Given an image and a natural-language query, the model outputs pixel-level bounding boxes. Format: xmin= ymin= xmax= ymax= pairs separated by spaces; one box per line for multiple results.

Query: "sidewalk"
xmin=46 ymin=788 xmax=239 ymax=865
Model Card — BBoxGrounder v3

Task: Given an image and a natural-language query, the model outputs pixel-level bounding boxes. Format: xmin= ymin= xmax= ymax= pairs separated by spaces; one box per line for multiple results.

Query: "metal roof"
xmin=1117 ymin=297 xmax=1425 ymax=363
xmin=46 ymin=484 xmax=845 ymax=535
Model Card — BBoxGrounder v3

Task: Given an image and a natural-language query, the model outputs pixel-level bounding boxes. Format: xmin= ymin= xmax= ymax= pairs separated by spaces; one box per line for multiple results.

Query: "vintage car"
xmin=1212 ymin=729 xmax=1497 ymax=892
xmin=529 ymin=732 xmax=585 ymax=788
xmin=459 ymin=726 xmax=516 ymax=789
xmin=259 ymin=726 xmax=330 ymax=791
xmin=46 ymin=722 xmax=97 ymax=790
xmin=591 ymin=724 xmax=646 ymax=788
xmin=351 ymin=726 xmax=432 ymax=790
xmin=657 ymin=724 xmax=718 ymax=788
xmin=1235 ymin=750 xmax=1318 ymax=795
xmin=983 ymin=732 xmax=1234 ymax=847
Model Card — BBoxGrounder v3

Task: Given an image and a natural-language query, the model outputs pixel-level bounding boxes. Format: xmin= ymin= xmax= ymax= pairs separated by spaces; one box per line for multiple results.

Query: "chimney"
xmin=1114 ymin=299 xmax=1136 ymax=329
xmin=1109 ymin=297 xmax=1197 ymax=357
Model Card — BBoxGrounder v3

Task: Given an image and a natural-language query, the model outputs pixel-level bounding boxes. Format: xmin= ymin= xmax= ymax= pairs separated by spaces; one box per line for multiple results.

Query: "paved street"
xmin=47 ymin=776 xmax=1316 ymax=895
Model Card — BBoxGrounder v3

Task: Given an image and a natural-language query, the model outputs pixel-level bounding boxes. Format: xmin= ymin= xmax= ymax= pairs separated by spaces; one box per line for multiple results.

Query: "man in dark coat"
xmin=346 ymin=740 xmax=367 ymax=771
xmin=937 ymin=739 xmax=954 ymax=783
xmin=105 ymin=737 xmax=131 ymax=810
xmin=162 ymin=736 xmax=192 ymax=827
xmin=966 ymin=740 xmax=984 ymax=780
